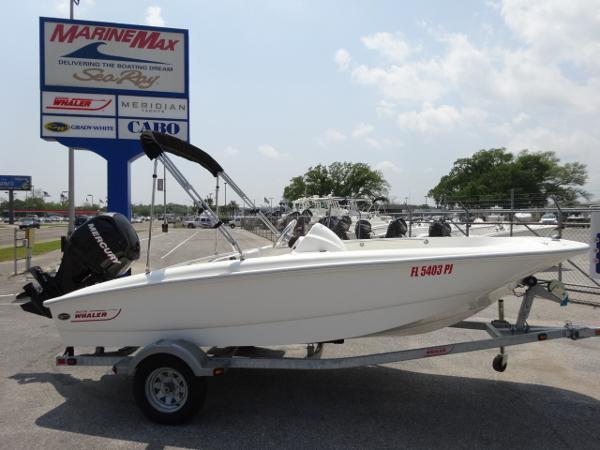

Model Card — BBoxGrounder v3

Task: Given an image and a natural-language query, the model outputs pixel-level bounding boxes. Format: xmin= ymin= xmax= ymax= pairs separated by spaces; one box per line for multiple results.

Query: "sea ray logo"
xmin=45 ymin=122 xmax=69 ymax=132
xmin=62 ymin=42 xmax=170 ymax=65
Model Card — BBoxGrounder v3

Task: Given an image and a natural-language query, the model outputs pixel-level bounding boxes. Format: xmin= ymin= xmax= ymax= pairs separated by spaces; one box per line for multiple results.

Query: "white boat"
xmin=20 ymin=132 xmax=585 ymax=349
xmin=44 ymin=223 xmax=587 ymax=347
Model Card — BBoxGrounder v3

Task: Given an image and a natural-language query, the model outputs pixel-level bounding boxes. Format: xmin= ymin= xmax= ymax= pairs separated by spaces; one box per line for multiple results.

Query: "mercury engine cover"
xmin=429 ymin=220 xmax=452 ymax=237
xmin=385 ymin=218 xmax=408 ymax=238
xmin=19 ymin=213 xmax=140 ymax=318
xmin=355 ymin=219 xmax=372 ymax=239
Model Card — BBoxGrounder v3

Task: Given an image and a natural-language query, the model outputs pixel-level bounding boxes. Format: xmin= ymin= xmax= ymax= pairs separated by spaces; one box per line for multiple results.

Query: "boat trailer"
xmin=55 ymin=278 xmax=600 ymax=424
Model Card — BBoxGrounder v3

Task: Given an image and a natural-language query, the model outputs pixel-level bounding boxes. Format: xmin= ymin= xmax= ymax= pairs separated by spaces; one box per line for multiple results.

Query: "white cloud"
xmin=375 ymin=161 xmax=401 ymax=173
xmin=507 ymin=126 xmax=600 ymax=161
xmin=258 ymin=144 xmax=280 ymax=159
xmin=397 ymin=103 xmax=486 ymax=133
xmin=224 ymin=146 xmax=239 ymax=156
xmin=512 ymin=112 xmax=530 ymax=125
xmin=334 ymin=49 xmax=352 ymax=71
xmin=145 ymin=6 xmax=165 ymax=27
xmin=351 ymin=123 xmax=374 ymax=138
xmin=361 ymin=32 xmax=416 ymax=62
xmin=365 ymin=137 xmax=382 ymax=149
xmin=324 ymin=128 xmax=347 ymax=143
xmin=376 ymin=100 xmax=397 ymax=118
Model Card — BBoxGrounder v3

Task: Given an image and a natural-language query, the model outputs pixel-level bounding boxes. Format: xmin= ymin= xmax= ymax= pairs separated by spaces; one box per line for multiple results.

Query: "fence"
xmin=241 ymin=207 xmax=600 ymax=305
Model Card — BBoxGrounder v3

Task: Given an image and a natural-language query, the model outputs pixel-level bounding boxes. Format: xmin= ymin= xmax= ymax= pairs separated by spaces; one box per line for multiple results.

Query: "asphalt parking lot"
xmin=1 ymin=226 xmax=599 ymax=449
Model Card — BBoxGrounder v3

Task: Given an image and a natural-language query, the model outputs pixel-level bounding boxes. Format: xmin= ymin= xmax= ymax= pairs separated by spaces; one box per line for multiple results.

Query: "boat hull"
xmin=44 ymin=237 xmax=588 ymax=347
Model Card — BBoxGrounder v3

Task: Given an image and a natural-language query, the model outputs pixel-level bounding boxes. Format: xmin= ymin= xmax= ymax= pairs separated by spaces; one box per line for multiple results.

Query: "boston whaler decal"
xmin=72 ymin=308 xmax=121 ymax=322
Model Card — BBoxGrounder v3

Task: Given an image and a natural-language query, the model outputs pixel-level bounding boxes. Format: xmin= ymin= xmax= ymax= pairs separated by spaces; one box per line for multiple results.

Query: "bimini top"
xmin=140 ymin=131 xmax=224 ymax=177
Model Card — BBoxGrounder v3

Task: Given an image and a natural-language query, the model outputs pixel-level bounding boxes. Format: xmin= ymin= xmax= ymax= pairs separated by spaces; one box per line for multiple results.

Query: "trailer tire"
xmin=133 ymin=354 xmax=207 ymax=424
xmin=492 ymin=354 xmax=507 ymax=372
xmin=187 ymin=223 xmax=195 ymax=229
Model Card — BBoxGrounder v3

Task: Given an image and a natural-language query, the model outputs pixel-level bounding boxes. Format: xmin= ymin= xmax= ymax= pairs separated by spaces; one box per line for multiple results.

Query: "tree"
xmin=428 ymin=148 xmax=589 ymax=208
xmin=282 ymin=162 xmax=389 ymax=201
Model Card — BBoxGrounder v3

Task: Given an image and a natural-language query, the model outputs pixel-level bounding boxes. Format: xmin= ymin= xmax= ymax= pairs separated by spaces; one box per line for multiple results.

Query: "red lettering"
xmin=49 ymin=24 xmax=78 ymax=43
xmin=410 ymin=266 xmax=419 ymax=277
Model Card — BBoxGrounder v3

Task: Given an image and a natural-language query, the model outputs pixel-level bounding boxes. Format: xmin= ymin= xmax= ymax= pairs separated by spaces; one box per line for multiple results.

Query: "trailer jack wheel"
xmin=492 ymin=353 xmax=508 ymax=372
xmin=133 ymin=354 xmax=207 ymax=424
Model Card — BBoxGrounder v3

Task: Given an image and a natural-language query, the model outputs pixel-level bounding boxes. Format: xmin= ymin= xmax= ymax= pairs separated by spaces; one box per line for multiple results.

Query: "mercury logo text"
xmin=50 ymin=24 xmax=180 ymax=51
xmin=87 ymin=223 xmax=119 ymax=264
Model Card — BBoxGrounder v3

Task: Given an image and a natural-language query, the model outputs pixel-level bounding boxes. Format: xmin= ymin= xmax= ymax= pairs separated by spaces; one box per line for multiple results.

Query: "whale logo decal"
xmin=62 ymin=42 xmax=170 ymax=65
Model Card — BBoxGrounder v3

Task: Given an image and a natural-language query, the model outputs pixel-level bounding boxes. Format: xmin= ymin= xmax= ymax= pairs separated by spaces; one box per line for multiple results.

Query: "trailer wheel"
xmin=492 ymin=354 xmax=507 ymax=372
xmin=187 ymin=223 xmax=195 ymax=229
xmin=133 ymin=354 xmax=207 ymax=424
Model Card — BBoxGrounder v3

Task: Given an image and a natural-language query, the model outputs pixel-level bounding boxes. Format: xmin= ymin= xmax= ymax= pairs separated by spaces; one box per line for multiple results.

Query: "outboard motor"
xmin=355 ymin=219 xmax=372 ymax=239
xmin=428 ymin=219 xmax=451 ymax=237
xmin=319 ymin=216 xmax=350 ymax=240
xmin=19 ymin=213 xmax=140 ymax=318
xmin=385 ymin=218 xmax=408 ymax=238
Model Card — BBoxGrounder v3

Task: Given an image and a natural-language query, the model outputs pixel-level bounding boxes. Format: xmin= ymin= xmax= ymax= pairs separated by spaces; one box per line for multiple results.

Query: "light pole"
xmin=67 ymin=0 xmax=78 ymax=235
xmin=86 ymin=194 xmax=94 ymax=209
xmin=224 ymin=182 xmax=227 ymax=214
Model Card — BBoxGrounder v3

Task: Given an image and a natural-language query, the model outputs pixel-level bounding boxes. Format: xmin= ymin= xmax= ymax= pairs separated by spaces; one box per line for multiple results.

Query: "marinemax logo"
xmin=47 ymin=95 xmax=113 ymax=112
xmin=50 ymin=24 xmax=180 ymax=51
xmin=127 ymin=120 xmax=180 ymax=135
xmin=62 ymin=42 xmax=170 ymax=66
xmin=44 ymin=122 xmax=69 ymax=132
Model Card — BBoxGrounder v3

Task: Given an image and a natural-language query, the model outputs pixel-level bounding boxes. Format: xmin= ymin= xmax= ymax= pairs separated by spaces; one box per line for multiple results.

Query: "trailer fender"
xmin=128 ymin=339 xmax=213 ymax=377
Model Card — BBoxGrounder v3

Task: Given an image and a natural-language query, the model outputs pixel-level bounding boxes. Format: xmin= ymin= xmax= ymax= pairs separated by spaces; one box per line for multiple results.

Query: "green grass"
xmin=0 ymin=239 xmax=61 ymax=262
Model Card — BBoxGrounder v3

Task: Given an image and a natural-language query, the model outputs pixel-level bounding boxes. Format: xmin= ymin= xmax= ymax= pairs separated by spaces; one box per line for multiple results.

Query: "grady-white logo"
xmin=72 ymin=308 xmax=121 ymax=322
xmin=88 ymin=222 xmax=119 ymax=264
xmin=47 ymin=96 xmax=112 ymax=112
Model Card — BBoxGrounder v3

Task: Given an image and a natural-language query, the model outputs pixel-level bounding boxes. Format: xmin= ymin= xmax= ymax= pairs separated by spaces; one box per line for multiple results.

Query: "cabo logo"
xmin=127 ymin=120 xmax=180 ymax=135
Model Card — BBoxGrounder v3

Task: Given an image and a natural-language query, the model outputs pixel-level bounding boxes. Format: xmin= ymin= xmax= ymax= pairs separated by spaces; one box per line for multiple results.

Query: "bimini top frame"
xmin=140 ymin=132 xmax=281 ymax=260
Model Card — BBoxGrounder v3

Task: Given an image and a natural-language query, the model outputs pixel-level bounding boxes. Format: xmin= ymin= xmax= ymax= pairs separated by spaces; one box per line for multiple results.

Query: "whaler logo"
xmin=45 ymin=122 xmax=69 ymax=132
xmin=47 ymin=96 xmax=113 ymax=112
xmin=72 ymin=308 xmax=121 ymax=322
xmin=88 ymin=222 xmax=119 ymax=264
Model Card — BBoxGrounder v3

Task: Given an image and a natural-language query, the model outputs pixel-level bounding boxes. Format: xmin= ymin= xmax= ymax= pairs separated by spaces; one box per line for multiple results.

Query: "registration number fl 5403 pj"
xmin=410 ymin=263 xmax=454 ymax=277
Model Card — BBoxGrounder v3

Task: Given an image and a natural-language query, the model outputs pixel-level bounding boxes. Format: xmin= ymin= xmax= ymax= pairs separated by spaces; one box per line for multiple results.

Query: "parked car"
xmin=540 ymin=213 xmax=558 ymax=225
xmin=183 ymin=215 xmax=216 ymax=229
xmin=228 ymin=216 xmax=243 ymax=228
xmin=19 ymin=218 xmax=41 ymax=229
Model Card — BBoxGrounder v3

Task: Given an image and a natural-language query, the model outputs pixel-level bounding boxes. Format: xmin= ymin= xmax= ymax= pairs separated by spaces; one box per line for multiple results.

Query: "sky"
xmin=1 ymin=0 xmax=599 ymax=208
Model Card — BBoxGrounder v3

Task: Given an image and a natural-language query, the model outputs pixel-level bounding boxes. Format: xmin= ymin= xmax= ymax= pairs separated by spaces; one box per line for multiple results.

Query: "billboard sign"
xmin=39 ymin=17 xmax=190 ymax=219
xmin=41 ymin=17 xmax=188 ymax=95
xmin=0 ymin=176 xmax=32 ymax=191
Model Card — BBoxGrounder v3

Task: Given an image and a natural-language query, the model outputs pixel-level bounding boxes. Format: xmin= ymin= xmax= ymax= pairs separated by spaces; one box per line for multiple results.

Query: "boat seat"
xmin=292 ymin=223 xmax=346 ymax=253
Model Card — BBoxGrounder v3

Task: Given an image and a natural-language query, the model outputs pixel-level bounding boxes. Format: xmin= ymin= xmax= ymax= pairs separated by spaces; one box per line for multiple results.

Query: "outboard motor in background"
xmin=355 ymin=219 xmax=372 ymax=239
xmin=19 ymin=213 xmax=140 ymax=318
xmin=428 ymin=219 xmax=452 ymax=237
xmin=385 ymin=218 xmax=408 ymax=238
xmin=319 ymin=215 xmax=351 ymax=240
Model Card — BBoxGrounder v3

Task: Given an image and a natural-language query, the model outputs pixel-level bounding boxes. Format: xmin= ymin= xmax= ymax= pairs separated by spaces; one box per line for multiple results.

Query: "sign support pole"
xmin=67 ymin=0 xmax=76 ymax=235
